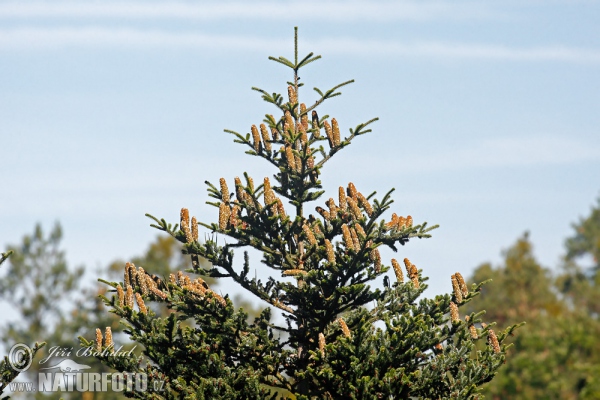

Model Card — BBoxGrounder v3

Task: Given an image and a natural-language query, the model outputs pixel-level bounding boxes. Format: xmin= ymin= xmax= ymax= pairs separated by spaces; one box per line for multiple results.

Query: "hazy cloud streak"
xmin=0 ymin=1 xmax=494 ymax=22
xmin=370 ymin=135 xmax=600 ymax=173
xmin=2 ymin=27 xmax=600 ymax=64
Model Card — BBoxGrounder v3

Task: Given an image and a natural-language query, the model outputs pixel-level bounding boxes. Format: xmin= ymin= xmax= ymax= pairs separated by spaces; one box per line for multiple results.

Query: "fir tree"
xmin=83 ymin=29 xmax=520 ymax=399
xmin=0 ymin=250 xmax=45 ymax=399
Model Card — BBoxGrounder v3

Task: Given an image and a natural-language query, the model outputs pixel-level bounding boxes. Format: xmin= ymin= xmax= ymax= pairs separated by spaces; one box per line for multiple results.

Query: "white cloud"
xmin=387 ymin=135 xmax=600 ymax=172
xmin=0 ymin=1 xmax=494 ymax=22
xmin=327 ymin=134 xmax=600 ymax=178
xmin=443 ymin=135 xmax=600 ymax=168
xmin=1 ymin=27 xmax=600 ymax=64
xmin=0 ymin=27 xmax=288 ymax=52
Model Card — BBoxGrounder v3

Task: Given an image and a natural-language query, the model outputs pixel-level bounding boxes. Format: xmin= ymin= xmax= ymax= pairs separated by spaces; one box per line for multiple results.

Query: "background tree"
xmin=84 ymin=29 xmax=519 ymax=399
xmin=559 ymin=197 xmax=600 ymax=317
xmin=0 ymin=227 xmax=199 ymax=399
xmin=0 ymin=250 xmax=45 ymax=399
xmin=465 ymin=228 xmax=600 ymax=398
xmin=0 ymin=224 xmax=116 ymax=400
xmin=0 ymin=223 xmax=82 ymax=366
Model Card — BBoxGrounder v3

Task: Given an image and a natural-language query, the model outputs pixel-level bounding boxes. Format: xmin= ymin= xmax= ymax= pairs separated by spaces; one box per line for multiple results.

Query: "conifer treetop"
xmin=88 ymin=28 xmax=521 ymax=399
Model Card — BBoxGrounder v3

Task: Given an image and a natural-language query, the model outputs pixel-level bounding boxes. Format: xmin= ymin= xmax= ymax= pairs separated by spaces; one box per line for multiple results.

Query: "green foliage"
xmin=0 ymin=250 xmax=45 ymax=400
xmin=86 ymin=29 xmax=519 ymax=399
xmin=559 ymin=197 xmax=600 ymax=318
xmin=0 ymin=223 xmax=83 ymax=348
xmin=464 ymin=230 xmax=600 ymax=399
xmin=565 ymin=197 xmax=600 ymax=271
xmin=1 ymin=226 xmax=195 ymax=399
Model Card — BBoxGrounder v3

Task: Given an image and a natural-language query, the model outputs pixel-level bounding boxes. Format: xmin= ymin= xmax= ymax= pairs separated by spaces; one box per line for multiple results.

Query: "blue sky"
xmin=1 ymin=1 xmax=599 ymax=311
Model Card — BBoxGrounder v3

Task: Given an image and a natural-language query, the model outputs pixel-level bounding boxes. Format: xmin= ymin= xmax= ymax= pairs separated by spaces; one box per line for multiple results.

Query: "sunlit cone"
xmin=135 ymin=293 xmax=147 ymax=314
xmin=264 ymin=177 xmax=275 ymax=205
xmin=449 ymin=302 xmax=459 ymax=323
xmin=276 ymin=199 xmax=287 ymax=219
xmin=125 ymin=284 xmax=134 ymax=309
xmin=391 ymin=259 xmax=404 ymax=283
xmin=303 ymin=224 xmax=317 ymax=245
xmin=312 ymin=221 xmax=323 ymax=237
xmin=207 ymin=289 xmax=227 ymax=306
xmin=124 ymin=262 xmax=132 ymax=287
xmin=300 ymin=103 xmax=309 ymax=130
xmin=331 ymin=118 xmax=341 ymax=146
xmin=347 ymin=197 xmax=362 ymax=220
xmin=451 ymin=275 xmax=463 ymax=303
xmin=230 ymin=205 xmax=240 ymax=228
xmin=371 ymin=248 xmax=381 ymax=272
xmin=180 ymin=208 xmax=190 ymax=227
xmin=325 ymin=239 xmax=335 ymax=264
xmin=145 ymin=274 xmax=157 ymax=290
xmin=234 ymin=177 xmax=245 ymax=203
xmin=337 ymin=187 xmax=347 ymax=210
xmin=251 ymin=125 xmax=261 ymax=152
xmin=116 ymin=284 xmax=124 ymax=307
xmin=398 ymin=216 xmax=407 ymax=229
xmin=150 ymin=286 xmax=168 ymax=300
xmin=326 ymin=198 xmax=338 ymax=218
xmin=338 ymin=318 xmax=351 ymax=338
xmin=177 ymin=271 xmax=185 ymax=286
xmin=285 ymin=145 xmax=297 ymax=171
xmin=295 ymin=154 xmax=302 ymax=173
xmin=247 ymin=176 xmax=255 ymax=192
xmin=184 ymin=282 xmax=205 ymax=298
xmin=180 ymin=208 xmax=193 ymax=243
xmin=267 ymin=114 xmax=279 ymax=141
xmin=406 ymin=215 xmax=413 ymax=227
xmin=316 ymin=206 xmax=331 ymax=221
xmin=191 ymin=216 xmax=198 ymax=241
xmin=311 ymin=110 xmax=320 ymax=138
xmin=219 ymin=202 xmax=231 ymax=231
xmin=260 ymin=123 xmax=272 ymax=152
xmin=354 ymin=223 xmax=367 ymax=241
xmin=404 ymin=258 xmax=419 ymax=287
xmin=137 ymin=266 xmax=148 ymax=296
xmin=386 ymin=213 xmax=398 ymax=229
xmin=324 ymin=120 xmax=334 ymax=148
xmin=488 ymin=329 xmax=500 ymax=353
xmin=283 ymin=269 xmax=308 ymax=277
xmin=287 ymin=85 xmax=297 ymax=105
xmin=219 ymin=178 xmax=230 ymax=203
xmin=95 ymin=328 xmax=102 ymax=352
xmin=403 ymin=258 xmax=412 ymax=274
xmin=284 ymin=111 xmax=294 ymax=136
xmin=299 ymin=123 xmax=308 ymax=146
xmin=318 ymin=333 xmax=326 ymax=357
xmin=469 ymin=325 xmax=478 ymax=339
xmin=455 ymin=272 xmax=468 ymax=297
xmin=306 ymin=147 xmax=314 ymax=169
xmin=104 ymin=327 xmax=113 ymax=350
xmin=347 ymin=182 xmax=358 ymax=200
xmin=342 ymin=224 xmax=354 ymax=251
xmin=410 ymin=264 xmax=420 ymax=288
xmin=357 ymin=193 xmax=373 ymax=217
xmin=350 ymin=227 xmax=361 ymax=251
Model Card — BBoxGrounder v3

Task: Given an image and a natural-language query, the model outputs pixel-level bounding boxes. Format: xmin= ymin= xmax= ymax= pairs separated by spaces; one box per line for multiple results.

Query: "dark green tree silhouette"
xmin=0 ymin=250 xmax=45 ymax=400
xmin=465 ymin=230 xmax=600 ymax=399
xmin=84 ymin=29 xmax=520 ymax=399
xmin=1 ymin=227 xmax=195 ymax=399
xmin=559 ymin=197 xmax=600 ymax=317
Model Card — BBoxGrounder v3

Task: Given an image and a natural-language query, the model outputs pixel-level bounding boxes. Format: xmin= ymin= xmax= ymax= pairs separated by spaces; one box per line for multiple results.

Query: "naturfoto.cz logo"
xmin=6 ymin=343 xmax=165 ymax=394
